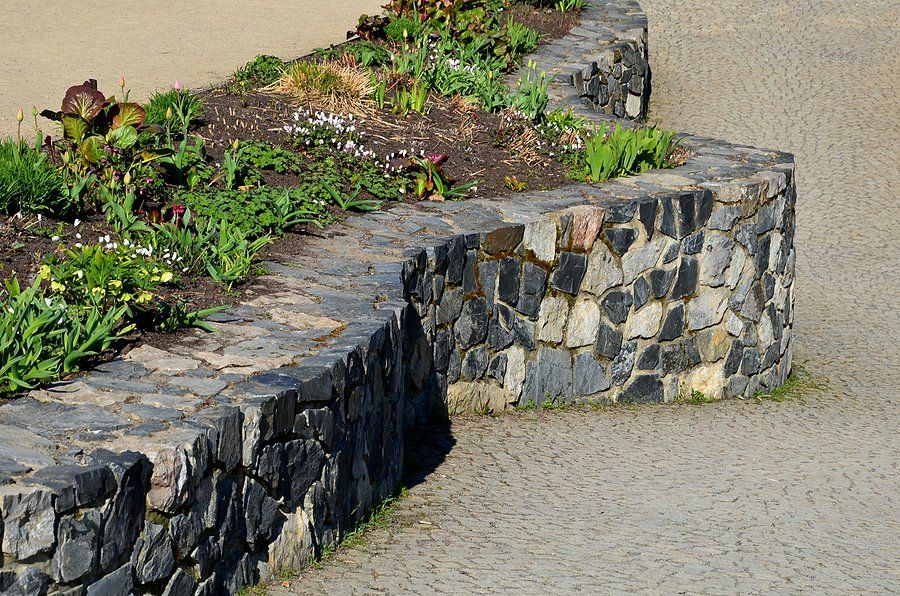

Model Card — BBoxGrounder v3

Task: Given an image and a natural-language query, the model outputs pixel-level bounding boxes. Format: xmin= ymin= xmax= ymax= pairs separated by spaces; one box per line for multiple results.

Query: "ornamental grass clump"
xmin=0 ymin=139 xmax=67 ymax=215
xmin=267 ymin=59 xmax=375 ymax=115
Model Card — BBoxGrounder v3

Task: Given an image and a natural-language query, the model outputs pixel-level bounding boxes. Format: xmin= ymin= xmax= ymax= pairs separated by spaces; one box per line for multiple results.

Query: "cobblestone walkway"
xmin=278 ymin=1 xmax=900 ymax=593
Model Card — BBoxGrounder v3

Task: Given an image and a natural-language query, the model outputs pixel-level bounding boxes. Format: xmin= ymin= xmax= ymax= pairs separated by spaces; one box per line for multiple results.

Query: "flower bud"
xmin=173 ymin=80 xmax=182 ymax=91
xmin=16 ymin=108 xmax=23 ymax=123
xmin=123 ymin=172 xmax=131 ymax=185
xmin=31 ymin=106 xmax=38 ymax=117
xmin=166 ymin=107 xmax=174 ymax=120
xmin=232 ymin=139 xmax=239 ymax=151
xmin=119 ymin=75 xmax=126 ymax=88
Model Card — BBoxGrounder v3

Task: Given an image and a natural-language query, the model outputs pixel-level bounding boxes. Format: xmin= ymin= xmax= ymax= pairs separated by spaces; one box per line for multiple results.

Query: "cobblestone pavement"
xmin=278 ymin=1 xmax=900 ymax=593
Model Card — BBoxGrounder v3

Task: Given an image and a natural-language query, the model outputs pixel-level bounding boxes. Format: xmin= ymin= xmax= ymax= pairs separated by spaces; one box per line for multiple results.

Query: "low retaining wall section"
xmin=0 ymin=1 xmax=795 ymax=593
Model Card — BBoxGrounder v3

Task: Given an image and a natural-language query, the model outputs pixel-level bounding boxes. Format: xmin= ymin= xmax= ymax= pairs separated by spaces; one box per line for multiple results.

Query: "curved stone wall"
xmin=0 ymin=1 xmax=795 ymax=593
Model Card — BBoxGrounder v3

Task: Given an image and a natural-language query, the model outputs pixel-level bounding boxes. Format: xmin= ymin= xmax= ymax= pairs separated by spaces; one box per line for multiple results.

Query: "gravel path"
xmin=289 ymin=0 xmax=897 ymax=592
xmin=0 ymin=0 xmax=382 ymax=137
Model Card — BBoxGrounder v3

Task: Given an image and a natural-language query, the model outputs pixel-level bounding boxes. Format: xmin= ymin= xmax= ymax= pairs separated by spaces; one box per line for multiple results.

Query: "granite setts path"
xmin=0 ymin=1 xmax=798 ymax=593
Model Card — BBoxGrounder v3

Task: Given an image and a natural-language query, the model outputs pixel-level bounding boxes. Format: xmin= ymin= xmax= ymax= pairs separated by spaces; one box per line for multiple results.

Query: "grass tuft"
xmin=266 ymin=58 xmax=374 ymax=115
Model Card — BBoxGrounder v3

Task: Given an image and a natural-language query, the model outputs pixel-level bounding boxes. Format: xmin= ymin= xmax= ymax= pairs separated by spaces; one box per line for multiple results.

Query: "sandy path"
xmin=0 ymin=0 xmax=382 ymax=138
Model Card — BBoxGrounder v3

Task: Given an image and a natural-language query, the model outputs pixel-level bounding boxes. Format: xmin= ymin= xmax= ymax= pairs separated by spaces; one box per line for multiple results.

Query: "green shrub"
xmin=385 ymin=16 xmax=422 ymax=41
xmin=144 ymin=88 xmax=204 ymax=130
xmin=0 ymin=139 xmax=67 ymax=215
xmin=232 ymin=55 xmax=286 ymax=89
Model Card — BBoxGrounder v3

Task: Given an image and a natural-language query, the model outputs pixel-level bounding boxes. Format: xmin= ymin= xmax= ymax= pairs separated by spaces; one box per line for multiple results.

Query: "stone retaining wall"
xmin=0 ymin=1 xmax=795 ymax=594
xmin=409 ymin=173 xmax=795 ymax=413
xmin=530 ymin=0 xmax=650 ymax=120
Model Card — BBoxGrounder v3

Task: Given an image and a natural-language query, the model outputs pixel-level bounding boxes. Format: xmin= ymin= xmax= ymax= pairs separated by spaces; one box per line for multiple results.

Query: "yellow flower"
xmin=50 ymin=281 xmax=65 ymax=292
xmin=136 ymin=291 xmax=152 ymax=304
xmin=108 ymin=280 xmax=122 ymax=289
xmin=121 ymin=293 xmax=133 ymax=302
xmin=90 ymin=287 xmax=106 ymax=297
xmin=160 ymin=271 xmax=173 ymax=283
xmin=38 ymin=265 xmax=51 ymax=279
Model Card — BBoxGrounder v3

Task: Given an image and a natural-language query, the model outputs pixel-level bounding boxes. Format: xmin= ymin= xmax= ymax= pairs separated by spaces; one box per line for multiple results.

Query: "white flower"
xmin=51 ymin=235 xmax=60 ymax=242
xmin=73 ymin=219 xmax=81 ymax=227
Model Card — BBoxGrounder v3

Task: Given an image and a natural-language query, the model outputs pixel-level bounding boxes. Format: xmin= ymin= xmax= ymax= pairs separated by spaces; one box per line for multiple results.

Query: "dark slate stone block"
xmin=755 ymin=204 xmax=775 ymax=234
xmin=740 ymin=348 xmax=761 ymax=376
xmin=756 ymin=235 xmax=772 ymax=272
xmin=446 ymin=236 xmax=466 ymax=285
xmin=463 ymin=250 xmax=478 ymax=293
xmin=611 ymin=341 xmax=637 ymax=386
xmin=604 ymin=202 xmax=637 ymax=223
xmin=659 ymin=304 xmax=686 ymax=343
xmin=487 ymin=316 xmax=513 ymax=351
xmin=677 ymin=192 xmax=697 ymax=238
xmin=682 ymin=230 xmax=704 ymax=255
xmin=670 ymin=257 xmax=698 ymax=300
xmin=448 ymin=350 xmax=461 ymax=383
xmin=696 ymin=189 xmax=714 ymax=226
xmin=663 ymin=242 xmax=680 ymax=264
xmin=550 ymin=252 xmax=587 ymax=295
xmin=724 ymin=375 xmax=750 ymax=398
xmin=649 ymin=268 xmax=675 ymax=298
xmin=763 ymin=273 xmax=776 ymax=301
xmin=511 ymin=316 xmax=536 ymax=351
xmin=461 ymin=347 xmax=489 ymax=380
xmin=602 ymin=290 xmax=633 ymax=325
xmin=633 ymin=277 xmax=650 ymax=311
xmin=660 ymin=197 xmax=677 ymax=238
xmin=595 ymin=323 xmax=623 ymax=359
xmin=455 ymin=297 xmax=489 ymax=349
xmin=603 ymin=228 xmax=637 ymax=256
xmin=659 ymin=343 xmax=691 ymax=376
xmin=622 ymin=374 xmax=664 ymax=403
xmin=85 ymin=563 xmax=132 ymax=596
xmin=724 ymin=340 xmax=744 ymax=376
xmin=637 ymin=344 xmax=661 ymax=370
xmin=517 ymin=262 xmax=549 ymax=318
xmin=573 ymin=353 xmax=610 ymax=395
xmin=735 ymin=224 xmax=757 ymax=255
xmin=488 ymin=353 xmax=507 ymax=385
xmin=464 ymin=232 xmax=480 ymax=249
xmin=762 ymin=341 xmax=782 ymax=369
xmin=638 ymin=200 xmax=658 ymax=239
xmin=478 ymin=259 xmax=498 ymax=305
xmin=481 ymin=226 xmax=524 ymax=255
xmin=498 ymin=257 xmax=521 ymax=306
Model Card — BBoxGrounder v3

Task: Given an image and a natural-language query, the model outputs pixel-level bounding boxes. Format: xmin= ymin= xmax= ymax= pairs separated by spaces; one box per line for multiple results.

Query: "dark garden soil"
xmin=0 ymin=3 xmax=581 ymax=367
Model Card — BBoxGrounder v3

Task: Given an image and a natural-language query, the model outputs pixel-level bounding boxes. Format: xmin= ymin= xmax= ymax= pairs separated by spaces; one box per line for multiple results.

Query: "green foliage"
xmin=322 ymin=183 xmax=382 ymax=212
xmin=0 ymin=139 xmax=67 ymax=215
xmin=409 ymin=155 xmax=477 ymax=200
xmin=384 ymin=16 xmax=422 ymax=41
xmin=144 ymin=88 xmax=204 ymax=132
xmin=39 ymin=242 xmax=175 ymax=317
xmin=239 ymin=141 xmax=301 ymax=176
xmin=393 ymin=80 xmax=430 ymax=116
xmin=0 ymin=278 xmax=127 ymax=394
xmin=509 ymin=70 xmax=549 ymax=121
xmin=179 ymin=186 xmax=329 ymax=239
xmin=204 ymin=220 xmax=272 ymax=289
xmin=342 ymin=40 xmax=392 ymax=67
xmin=577 ymin=123 xmax=676 ymax=183
xmin=41 ymin=80 xmax=154 ymax=165
xmin=232 ymin=55 xmax=286 ymax=89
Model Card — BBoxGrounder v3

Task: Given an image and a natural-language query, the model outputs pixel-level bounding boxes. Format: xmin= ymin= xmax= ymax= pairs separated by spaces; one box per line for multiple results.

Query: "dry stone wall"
xmin=0 ymin=1 xmax=795 ymax=594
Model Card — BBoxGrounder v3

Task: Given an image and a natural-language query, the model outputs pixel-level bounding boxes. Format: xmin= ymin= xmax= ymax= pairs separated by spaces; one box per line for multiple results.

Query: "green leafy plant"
xmin=0 ymin=139 xmax=67 ymax=215
xmin=232 ymin=55 xmax=287 ymax=90
xmin=509 ymin=69 xmax=549 ymax=121
xmin=239 ymin=141 xmax=301 ymax=176
xmin=0 ymin=278 xmax=128 ymax=393
xmin=504 ymin=175 xmax=527 ymax=191
xmin=393 ymin=80 xmax=430 ymax=116
xmin=41 ymin=79 xmax=154 ymax=164
xmin=322 ymin=182 xmax=382 ymax=212
xmin=578 ymin=123 xmax=676 ymax=182
xmin=409 ymin=154 xmax=476 ymax=200
xmin=144 ymin=87 xmax=204 ymax=133
xmin=205 ymin=220 xmax=272 ymax=289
